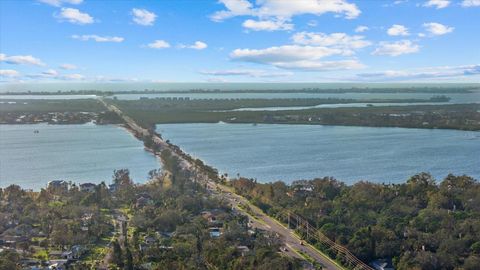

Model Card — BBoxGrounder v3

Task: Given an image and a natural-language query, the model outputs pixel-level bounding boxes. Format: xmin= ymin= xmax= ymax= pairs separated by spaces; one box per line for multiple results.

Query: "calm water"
xmin=229 ymin=102 xmax=450 ymax=111
xmin=0 ymin=123 xmax=159 ymax=190
xmin=157 ymin=123 xmax=480 ymax=184
xmin=0 ymin=94 xmax=97 ymax=100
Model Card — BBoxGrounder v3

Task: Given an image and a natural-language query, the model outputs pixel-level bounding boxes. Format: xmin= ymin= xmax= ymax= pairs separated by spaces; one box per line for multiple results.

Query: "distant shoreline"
xmin=0 ymin=86 xmax=478 ymax=95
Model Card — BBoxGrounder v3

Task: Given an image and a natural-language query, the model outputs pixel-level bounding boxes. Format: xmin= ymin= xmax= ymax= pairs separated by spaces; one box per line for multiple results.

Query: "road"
xmin=99 ymin=211 xmax=127 ymax=269
xmin=100 ymin=99 xmax=342 ymax=270
xmin=208 ymin=182 xmax=342 ymax=270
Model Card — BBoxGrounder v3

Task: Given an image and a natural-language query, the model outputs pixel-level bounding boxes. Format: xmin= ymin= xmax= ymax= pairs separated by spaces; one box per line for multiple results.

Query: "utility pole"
xmin=287 ymin=212 xmax=290 ymax=229
xmin=306 ymin=221 xmax=309 ymax=240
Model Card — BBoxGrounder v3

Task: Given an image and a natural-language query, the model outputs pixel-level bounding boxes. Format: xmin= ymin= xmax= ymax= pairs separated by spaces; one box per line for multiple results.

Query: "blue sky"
xmin=0 ymin=0 xmax=479 ymax=83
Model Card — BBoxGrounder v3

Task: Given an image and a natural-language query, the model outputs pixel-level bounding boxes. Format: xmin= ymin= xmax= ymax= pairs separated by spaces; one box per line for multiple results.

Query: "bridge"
xmin=100 ymin=98 xmax=373 ymax=270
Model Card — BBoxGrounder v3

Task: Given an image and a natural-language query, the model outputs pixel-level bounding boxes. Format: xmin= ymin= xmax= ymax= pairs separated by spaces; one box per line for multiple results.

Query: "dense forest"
xmin=230 ymin=173 xmax=480 ymax=270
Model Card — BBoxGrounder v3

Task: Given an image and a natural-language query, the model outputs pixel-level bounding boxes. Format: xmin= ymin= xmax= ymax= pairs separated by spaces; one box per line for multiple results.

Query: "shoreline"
xmin=1 ymin=103 xmax=478 ymax=190
xmin=1 ymin=85 xmax=478 ymax=95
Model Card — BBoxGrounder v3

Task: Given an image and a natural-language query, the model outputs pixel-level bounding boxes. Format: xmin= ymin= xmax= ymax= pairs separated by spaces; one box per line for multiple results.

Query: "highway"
xmin=208 ymin=182 xmax=342 ymax=270
xmin=100 ymin=99 xmax=342 ymax=270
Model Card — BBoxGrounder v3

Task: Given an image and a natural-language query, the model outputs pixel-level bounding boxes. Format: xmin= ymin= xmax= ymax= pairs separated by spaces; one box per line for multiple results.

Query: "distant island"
xmin=2 ymin=96 xmax=479 ymax=130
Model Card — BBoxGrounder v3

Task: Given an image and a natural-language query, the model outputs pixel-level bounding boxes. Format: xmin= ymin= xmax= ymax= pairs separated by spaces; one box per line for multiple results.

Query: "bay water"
xmin=0 ymin=123 xmax=159 ymax=190
xmin=157 ymin=123 xmax=480 ymax=184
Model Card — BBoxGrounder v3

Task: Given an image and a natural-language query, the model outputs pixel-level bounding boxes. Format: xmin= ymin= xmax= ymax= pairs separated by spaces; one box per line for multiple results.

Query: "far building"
xmin=47 ymin=180 xmax=68 ymax=192
xmin=79 ymin=183 xmax=96 ymax=193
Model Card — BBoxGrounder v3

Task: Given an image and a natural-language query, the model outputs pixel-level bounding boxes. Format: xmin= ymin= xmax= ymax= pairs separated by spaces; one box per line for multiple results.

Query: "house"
xmin=236 ymin=245 xmax=250 ymax=256
xmin=71 ymin=245 xmax=84 ymax=259
xmin=157 ymin=231 xmax=175 ymax=238
xmin=108 ymin=183 xmax=118 ymax=193
xmin=209 ymin=227 xmax=221 ymax=238
xmin=61 ymin=251 xmax=74 ymax=260
xmin=79 ymin=183 xmax=96 ymax=192
xmin=292 ymin=180 xmax=314 ymax=193
xmin=48 ymin=259 xmax=68 ymax=270
xmin=291 ymin=180 xmax=314 ymax=197
xmin=201 ymin=211 xmax=217 ymax=223
xmin=201 ymin=209 xmax=225 ymax=224
xmin=370 ymin=258 xmax=394 ymax=270
xmin=136 ymin=196 xmax=153 ymax=208
xmin=61 ymin=245 xmax=84 ymax=260
xmin=48 ymin=180 xmax=68 ymax=192
xmin=159 ymin=245 xmax=173 ymax=250
xmin=0 ymin=235 xmax=28 ymax=248
xmin=144 ymin=236 xmax=156 ymax=245
xmin=48 ymin=250 xmax=64 ymax=260
xmin=20 ymin=258 xmax=41 ymax=268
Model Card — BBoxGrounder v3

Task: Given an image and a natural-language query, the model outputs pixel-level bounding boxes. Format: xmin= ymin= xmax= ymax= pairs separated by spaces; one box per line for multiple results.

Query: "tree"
xmin=0 ymin=250 xmax=20 ymax=270
xmin=125 ymin=247 xmax=133 ymax=270
xmin=111 ymin=239 xmax=123 ymax=268
xmin=463 ymin=256 xmax=480 ymax=270
xmin=113 ymin=169 xmax=132 ymax=186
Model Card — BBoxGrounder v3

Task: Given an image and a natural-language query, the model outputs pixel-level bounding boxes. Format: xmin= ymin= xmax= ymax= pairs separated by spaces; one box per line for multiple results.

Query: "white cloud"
xmin=71 ymin=34 xmax=124 ymax=42
xmin=230 ymin=45 xmax=364 ymax=71
xmin=387 ymin=24 xmax=409 ymax=36
xmin=94 ymin=76 xmax=139 ymax=82
xmin=423 ymin=22 xmax=454 ymax=36
xmin=462 ymin=0 xmax=480 ymax=7
xmin=60 ymin=73 xmax=85 ymax=80
xmin=229 ymin=29 xmax=371 ymax=72
xmin=0 ymin=53 xmax=45 ymax=66
xmin=147 ymin=40 xmax=171 ymax=49
xmin=59 ymin=63 xmax=77 ymax=70
xmin=242 ymin=19 xmax=293 ymax=31
xmin=211 ymin=0 xmax=360 ymax=31
xmin=423 ymin=0 xmax=450 ymax=9
xmin=38 ymin=0 xmax=82 ymax=7
xmin=26 ymin=70 xmax=85 ymax=81
xmin=357 ymin=64 xmax=480 ymax=81
xmin=132 ymin=8 xmax=157 ymax=26
xmin=179 ymin=41 xmax=208 ymax=50
xmin=42 ymin=69 xmax=58 ymax=77
xmin=26 ymin=69 xmax=59 ymax=79
xmin=200 ymin=69 xmax=293 ymax=78
xmin=291 ymin=32 xmax=371 ymax=54
xmin=210 ymin=0 xmax=255 ymax=21
xmin=231 ymin=45 xmax=342 ymax=63
xmin=355 ymin=25 xmax=369 ymax=33
xmin=206 ymin=77 xmax=229 ymax=83
xmin=372 ymin=40 xmax=419 ymax=56
xmin=57 ymin=8 xmax=93 ymax=24
xmin=0 ymin=69 xmax=20 ymax=77
xmin=273 ymin=59 xmax=364 ymax=71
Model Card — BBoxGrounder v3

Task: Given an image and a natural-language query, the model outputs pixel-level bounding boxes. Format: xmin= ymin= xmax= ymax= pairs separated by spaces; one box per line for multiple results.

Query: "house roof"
xmin=80 ymin=183 xmax=96 ymax=187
